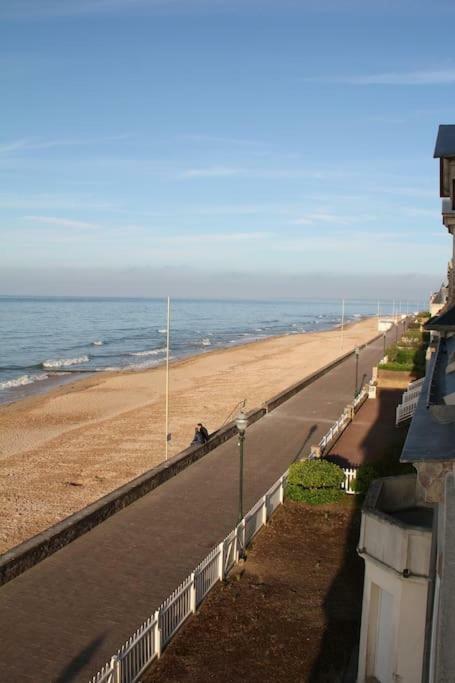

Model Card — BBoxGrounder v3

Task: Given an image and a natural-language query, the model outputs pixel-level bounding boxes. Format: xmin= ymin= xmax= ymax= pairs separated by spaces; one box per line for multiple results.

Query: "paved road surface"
xmin=0 ymin=323 xmax=403 ymax=682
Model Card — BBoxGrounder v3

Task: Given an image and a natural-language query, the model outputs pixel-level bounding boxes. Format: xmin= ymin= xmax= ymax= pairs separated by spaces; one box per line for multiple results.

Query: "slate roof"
xmin=434 ymin=125 xmax=455 ymax=158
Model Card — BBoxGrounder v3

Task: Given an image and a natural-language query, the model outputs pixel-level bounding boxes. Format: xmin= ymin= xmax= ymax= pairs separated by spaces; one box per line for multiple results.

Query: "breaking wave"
xmin=0 ymin=373 xmax=48 ymax=391
xmin=42 ymin=355 xmax=89 ymax=369
xmin=129 ymin=348 xmax=166 ymax=357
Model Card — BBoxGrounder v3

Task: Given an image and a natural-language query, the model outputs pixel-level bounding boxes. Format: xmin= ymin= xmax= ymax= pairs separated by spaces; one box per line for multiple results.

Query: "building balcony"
xmin=358 ymin=473 xmax=433 ymax=578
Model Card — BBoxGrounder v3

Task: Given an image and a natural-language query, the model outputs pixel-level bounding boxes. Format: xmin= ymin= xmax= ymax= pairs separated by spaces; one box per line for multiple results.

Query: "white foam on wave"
xmin=201 ymin=338 xmax=211 ymax=346
xmin=0 ymin=373 xmax=48 ymax=391
xmin=127 ymin=356 xmax=174 ymax=371
xmin=158 ymin=328 xmax=167 ymax=334
xmin=129 ymin=348 xmax=166 ymax=357
xmin=92 ymin=340 xmax=103 ymax=346
xmin=42 ymin=355 xmax=89 ymax=369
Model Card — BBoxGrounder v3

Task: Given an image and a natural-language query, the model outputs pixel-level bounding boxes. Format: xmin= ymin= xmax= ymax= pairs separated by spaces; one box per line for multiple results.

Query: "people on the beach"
xmin=191 ymin=423 xmax=210 ymax=446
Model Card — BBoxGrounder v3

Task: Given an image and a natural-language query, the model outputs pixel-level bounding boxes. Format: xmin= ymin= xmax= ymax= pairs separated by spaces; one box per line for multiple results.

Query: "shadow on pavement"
xmin=54 ymin=634 xmax=106 ymax=683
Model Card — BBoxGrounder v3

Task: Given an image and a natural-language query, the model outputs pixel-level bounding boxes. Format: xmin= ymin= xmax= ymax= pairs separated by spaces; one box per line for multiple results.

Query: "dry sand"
xmin=0 ymin=317 xmax=378 ymax=554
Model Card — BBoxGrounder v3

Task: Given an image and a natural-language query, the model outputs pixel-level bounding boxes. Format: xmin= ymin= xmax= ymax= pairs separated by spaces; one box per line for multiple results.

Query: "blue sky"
xmin=1 ymin=0 xmax=454 ymax=298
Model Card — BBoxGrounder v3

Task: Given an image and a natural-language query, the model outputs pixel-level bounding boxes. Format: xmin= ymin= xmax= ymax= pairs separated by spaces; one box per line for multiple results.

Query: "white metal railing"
xmin=402 ymin=386 xmax=422 ymax=404
xmin=396 ymin=398 xmax=418 ymax=425
xmin=89 ymin=422 xmax=360 ymax=682
xmin=318 ymin=413 xmax=349 ymax=451
xmin=118 ymin=615 xmax=159 ymax=683
xmin=408 ymin=376 xmax=424 ymax=390
xmin=395 ymin=379 xmax=423 ymax=424
xmin=318 ymin=385 xmax=368 ymax=453
xmin=341 ymin=467 xmax=358 ymax=494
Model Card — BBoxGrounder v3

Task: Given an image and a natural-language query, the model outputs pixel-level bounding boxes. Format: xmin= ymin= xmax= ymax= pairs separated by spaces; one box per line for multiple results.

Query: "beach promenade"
xmin=0 ymin=323 xmax=403 ymax=682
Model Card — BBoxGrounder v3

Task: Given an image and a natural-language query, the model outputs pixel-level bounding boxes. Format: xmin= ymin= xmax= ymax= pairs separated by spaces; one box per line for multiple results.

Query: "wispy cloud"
xmin=292 ymin=211 xmax=376 ymax=226
xmin=0 ymin=193 xmax=115 ymax=210
xmin=308 ymin=68 xmax=455 ymax=86
xmin=24 ymin=215 xmax=101 ymax=229
xmin=161 ymin=231 xmax=273 ymax=244
xmin=1 ymin=0 xmax=150 ymax=19
xmin=178 ymin=166 xmax=328 ymax=180
xmin=179 ymin=166 xmax=247 ymax=179
xmin=0 ymin=134 xmax=130 ymax=154
xmin=180 ymin=134 xmax=264 ymax=148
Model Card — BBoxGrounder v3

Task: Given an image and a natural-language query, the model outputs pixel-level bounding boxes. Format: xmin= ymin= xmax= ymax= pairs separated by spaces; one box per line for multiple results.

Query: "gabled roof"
xmin=425 ymin=302 xmax=455 ymax=332
xmin=434 ymin=125 xmax=455 ymax=158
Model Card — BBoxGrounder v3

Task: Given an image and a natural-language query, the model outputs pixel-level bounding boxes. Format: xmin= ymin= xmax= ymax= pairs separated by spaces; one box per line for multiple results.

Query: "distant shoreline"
xmin=0 ymin=315 xmax=368 ymax=408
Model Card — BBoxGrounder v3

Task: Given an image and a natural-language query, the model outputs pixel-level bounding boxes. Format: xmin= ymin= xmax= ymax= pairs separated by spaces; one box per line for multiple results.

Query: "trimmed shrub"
xmin=286 ymin=459 xmax=345 ymax=505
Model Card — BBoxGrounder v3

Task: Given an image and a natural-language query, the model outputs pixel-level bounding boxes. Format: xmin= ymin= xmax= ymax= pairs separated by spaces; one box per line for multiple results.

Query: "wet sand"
xmin=0 ymin=317 xmax=378 ymax=554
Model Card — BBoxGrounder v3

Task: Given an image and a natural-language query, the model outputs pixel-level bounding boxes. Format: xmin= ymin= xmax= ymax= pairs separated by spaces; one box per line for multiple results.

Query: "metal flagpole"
xmin=340 ymin=298 xmax=345 ymax=352
xmin=165 ymin=296 xmax=170 ymax=461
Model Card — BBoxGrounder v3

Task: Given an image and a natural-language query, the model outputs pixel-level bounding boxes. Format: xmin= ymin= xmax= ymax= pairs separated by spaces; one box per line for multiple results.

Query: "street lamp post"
xmin=235 ymin=411 xmax=248 ymax=523
xmin=235 ymin=411 xmax=248 ymax=560
xmin=354 ymin=347 xmax=360 ymax=398
xmin=383 ymin=332 xmax=386 ymax=359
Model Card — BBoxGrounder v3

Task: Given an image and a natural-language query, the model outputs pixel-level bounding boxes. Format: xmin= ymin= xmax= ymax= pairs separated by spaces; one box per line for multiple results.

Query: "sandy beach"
xmin=0 ymin=317 xmax=378 ymax=554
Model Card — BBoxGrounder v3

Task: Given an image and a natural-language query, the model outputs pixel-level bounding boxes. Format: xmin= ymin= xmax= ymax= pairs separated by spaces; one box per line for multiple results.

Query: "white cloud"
xmin=311 ymin=68 xmax=455 ymax=86
xmin=178 ymin=166 xmax=328 ymax=180
xmin=0 ymin=134 xmax=131 ymax=155
xmin=179 ymin=134 xmax=264 ymax=148
xmin=161 ymin=231 xmax=272 ymax=244
xmin=0 ymin=193 xmax=115 ymax=210
xmin=179 ymin=166 xmax=248 ymax=179
xmin=292 ymin=211 xmax=376 ymax=226
xmin=0 ymin=0 xmax=149 ymax=19
xmin=24 ymin=215 xmax=101 ymax=229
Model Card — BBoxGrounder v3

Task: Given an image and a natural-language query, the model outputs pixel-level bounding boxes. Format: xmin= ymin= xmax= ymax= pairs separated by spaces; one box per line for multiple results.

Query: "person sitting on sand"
xmin=191 ymin=423 xmax=210 ymax=446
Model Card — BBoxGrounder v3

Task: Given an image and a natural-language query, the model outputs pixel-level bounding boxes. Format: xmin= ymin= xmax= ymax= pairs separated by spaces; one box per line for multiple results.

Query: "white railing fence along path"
xmin=341 ymin=468 xmax=358 ymax=494
xmin=318 ymin=385 xmax=368 ymax=453
xmin=89 ymin=418 xmax=362 ymax=682
xmin=396 ymin=399 xmax=419 ymax=425
xmin=395 ymin=378 xmax=423 ymax=425
xmin=408 ymin=376 xmax=425 ymax=390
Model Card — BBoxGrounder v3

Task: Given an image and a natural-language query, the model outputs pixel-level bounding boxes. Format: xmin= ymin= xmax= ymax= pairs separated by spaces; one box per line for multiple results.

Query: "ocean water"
xmin=0 ymin=296 xmax=381 ymax=405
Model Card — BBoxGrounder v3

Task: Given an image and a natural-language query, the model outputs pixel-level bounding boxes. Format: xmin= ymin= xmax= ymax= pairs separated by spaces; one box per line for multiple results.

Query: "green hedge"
xmin=286 ymin=460 xmax=345 ymax=505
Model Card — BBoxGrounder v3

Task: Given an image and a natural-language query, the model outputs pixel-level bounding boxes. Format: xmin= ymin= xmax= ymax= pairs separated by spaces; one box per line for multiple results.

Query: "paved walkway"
xmin=326 ymin=387 xmax=405 ymax=467
xmin=0 ymin=324 xmax=403 ymax=682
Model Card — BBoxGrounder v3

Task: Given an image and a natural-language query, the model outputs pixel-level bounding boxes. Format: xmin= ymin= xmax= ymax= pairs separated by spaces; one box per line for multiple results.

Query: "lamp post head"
xmin=355 ymin=347 xmax=360 ymax=357
xmin=235 ymin=410 xmax=248 ymax=435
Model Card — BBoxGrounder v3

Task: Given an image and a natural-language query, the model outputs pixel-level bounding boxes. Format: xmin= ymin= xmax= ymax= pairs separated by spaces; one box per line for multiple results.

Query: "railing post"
xmin=110 ymin=655 xmax=121 ymax=683
xmin=262 ymin=495 xmax=267 ymax=525
xmin=190 ymin=572 xmax=196 ymax=613
xmin=154 ymin=610 xmax=162 ymax=659
xmin=279 ymin=476 xmax=284 ymax=504
xmin=218 ymin=541 xmax=224 ymax=581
